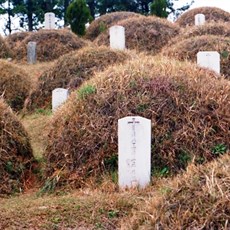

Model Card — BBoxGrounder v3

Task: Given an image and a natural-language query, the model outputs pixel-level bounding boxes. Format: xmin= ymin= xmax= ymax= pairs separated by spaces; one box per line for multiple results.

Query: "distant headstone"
xmin=118 ymin=116 xmax=151 ymax=189
xmin=52 ymin=88 xmax=69 ymax=112
xmin=45 ymin=12 xmax=55 ymax=29
xmin=109 ymin=25 xmax=125 ymax=50
xmin=27 ymin=41 xmax=37 ymax=64
xmin=197 ymin=51 xmax=220 ymax=74
xmin=195 ymin=14 xmax=205 ymax=26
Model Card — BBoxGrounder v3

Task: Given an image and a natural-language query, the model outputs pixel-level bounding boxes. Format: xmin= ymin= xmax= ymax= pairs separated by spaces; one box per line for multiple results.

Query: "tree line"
xmin=0 ymin=0 xmax=194 ymax=35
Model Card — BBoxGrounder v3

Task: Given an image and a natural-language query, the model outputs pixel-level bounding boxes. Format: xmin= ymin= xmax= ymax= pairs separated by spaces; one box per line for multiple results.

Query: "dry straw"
xmin=85 ymin=11 xmax=142 ymax=41
xmin=162 ymin=35 xmax=230 ymax=79
xmin=176 ymin=7 xmax=230 ymax=27
xmin=124 ymin=153 xmax=230 ymax=229
xmin=0 ymin=99 xmax=34 ymax=196
xmin=0 ymin=35 xmax=12 ymax=58
xmin=95 ymin=16 xmax=180 ymax=55
xmin=174 ymin=22 xmax=230 ymax=41
xmin=0 ymin=60 xmax=31 ymax=111
xmin=44 ymin=55 xmax=230 ymax=189
xmin=26 ymin=46 xmax=131 ymax=111
xmin=6 ymin=29 xmax=87 ymax=62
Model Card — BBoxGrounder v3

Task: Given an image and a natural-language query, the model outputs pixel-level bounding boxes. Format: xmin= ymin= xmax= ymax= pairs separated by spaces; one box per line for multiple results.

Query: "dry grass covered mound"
xmin=85 ymin=11 xmax=142 ymax=41
xmin=26 ymin=46 xmax=130 ymax=110
xmin=176 ymin=7 xmax=230 ymax=27
xmin=95 ymin=16 xmax=180 ymax=54
xmin=44 ymin=56 xmax=229 ymax=188
xmin=5 ymin=31 xmax=30 ymax=49
xmin=0 ymin=100 xmax=34 ymax=196
xmin=125 ymin=154 xmax=230 ymax=229
xmin=0 ymin=35 xmax=12 ymax=58
xmin=0 ymin=60 xmax=31 ymax=111
xmin=162 ymin=35 xmax=230 ymax=79
xmin=9 ymin=29 xmax=87 ymax=62
xmin=177 ymin=22 xmax=230 ymax=40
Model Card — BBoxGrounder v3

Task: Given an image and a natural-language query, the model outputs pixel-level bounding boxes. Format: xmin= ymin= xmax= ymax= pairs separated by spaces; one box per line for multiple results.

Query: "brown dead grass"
xmin=7 ymin=29 xmax=87 ymax=62
xmin=85 ymin=11 xmax=142 ymax=41
xmin=95 ymin=16 xmax=180 ymax=55
xmin=0 ymin=99 xmax=35 ymax=196
xmin=176 ymin=7 xmax=230 ymax=27
xmin=44 ymin=55 xmax=230 ymax=189
xmin=26 ymin=46 xmax=131 ymax=111
xmin=124 ymin=153 xmax=230 ymax=229
xmin=5 ymin=31 xmax=30 ymax=51
xmin=0 ymin=59 xmax=32 ymax=111
xmin=171 ymin=21 xmax=230 ymax=42
xmin=0 ymin=35 xmax=12 ymax=58
xmin=162 ymin=35 xmax=230 ymax=79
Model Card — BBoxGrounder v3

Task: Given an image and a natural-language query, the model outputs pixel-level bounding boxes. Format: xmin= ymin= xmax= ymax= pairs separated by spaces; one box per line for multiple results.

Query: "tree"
xmin=150 ymin=0 xmax=194 ymax=19
xmin=66 ymin=0 xmax=92 ymax=35
xmin=0 ymin=0 xmax=14 ymax=35
xmin=150 ymin=0 xmax=167 ymax=17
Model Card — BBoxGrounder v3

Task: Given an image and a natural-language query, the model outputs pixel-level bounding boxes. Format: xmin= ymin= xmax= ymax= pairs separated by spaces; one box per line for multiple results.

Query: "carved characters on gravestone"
xmin=109 ymin=25 xmax=125 ymax=50
xmin=195 ymin=14 xmax=205 ymax=26
xmin=197 ymin=51 xmax=220 ymax=74
xmin=45 ymin=12 xmax=55 ymax=29
xmin=118 ymin=116 xmax=151 ymax=189
xmin=27 ymin=41 xmax=37 ymax=64
xmin=52 ymin=88 xmax=69 ymax=112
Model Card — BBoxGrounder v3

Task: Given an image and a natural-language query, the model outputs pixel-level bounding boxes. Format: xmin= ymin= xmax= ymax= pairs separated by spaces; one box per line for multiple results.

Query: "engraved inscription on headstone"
xmin=27 ymin=41 xmax=37 ymax=64
xmin=195 ymin=14 xmax=205 ymax=26
xmin=45 ymin=12 xmax=55 ymax=29
xmin=109 ymin=25 xmax=125 ymax=50
xmin=52 ymin=88 xmax=69 ymax=112
xmin=118 ymin=116 xmax=151 ymax=189
xmin=197 ymin=51 xmax=220 ymax=74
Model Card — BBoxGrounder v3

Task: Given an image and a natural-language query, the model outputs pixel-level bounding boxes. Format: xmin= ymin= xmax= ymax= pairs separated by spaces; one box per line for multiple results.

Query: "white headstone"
xmin=109 ymin=25 xmax=125 ymax=50
xmin=27 ymin=41 xmax=36 ymax=64
xmin=45 ymin=12 xmax=55 ymax=29
xmin=118 ymin=116 xmax=151 ymax=189
xmin=197 ymin=51 xmax=220 ymax=74
xmin=195 ymin=14 xmax=205 ymax=26
xmin=52 ymin=88 xmax=69 ymax=112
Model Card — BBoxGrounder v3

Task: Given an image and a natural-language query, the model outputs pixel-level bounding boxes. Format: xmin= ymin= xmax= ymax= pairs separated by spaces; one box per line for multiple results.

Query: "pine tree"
xmin=66 ymin=0 xmax=92 ymax=36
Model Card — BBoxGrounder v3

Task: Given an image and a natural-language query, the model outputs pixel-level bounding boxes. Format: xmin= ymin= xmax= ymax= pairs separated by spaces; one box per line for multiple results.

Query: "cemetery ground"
xmin=0 ymin=57 xmax=229 ymax=229
xmin=0 ymin=8 xmax=230 ymax=229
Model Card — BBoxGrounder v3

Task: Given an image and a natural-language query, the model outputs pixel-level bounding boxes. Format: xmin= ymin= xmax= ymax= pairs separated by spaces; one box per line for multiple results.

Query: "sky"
xmin=1 ymin=0 xmax=230 ymax=36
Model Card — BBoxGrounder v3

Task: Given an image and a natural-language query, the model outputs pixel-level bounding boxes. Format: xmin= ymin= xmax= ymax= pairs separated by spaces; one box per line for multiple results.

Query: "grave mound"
xmin=0 ymin=60 xmax=31 ymax=111
xmin=176 ymin=7 xmax=230 ymax=27
xmin=162 ymin=35 xmax=230 ymax=79
xmin=10 ymin=29 xmax=87 ymax=62
xmin=26 ymin=46 xmax=130 ymax=110
xmin=125 ymin=153 xmax=230 ymax=229
xmin=85 ymin=11 xmax=142 ymax=41
xmin=95 ymin=16 xmax=180 ymax=54
xmin=0 ymin=99 xmax=34 ymax=196
xmin=176 ymin=22 xmax=230 ymax=40
xmin=44 ymin=55 xmax=229 ymax=189
xmin=5 ymin=31 xmax=30 ymax=50
xmin=0 ymin=35 xmax=12 ymax=58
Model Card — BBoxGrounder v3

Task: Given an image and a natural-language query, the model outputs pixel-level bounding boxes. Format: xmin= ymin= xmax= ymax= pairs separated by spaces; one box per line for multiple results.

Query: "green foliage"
xmin=35 ymin=108 xmax=52 ymax=116
xmin=152 ymin=166 xmax=170 ymax=177
xmin=150 ymin=0 xmax=168 ymax=18
xmin=178 ymin=150 xmax=191 ymax=168
xmin=77 ymin=84 xmax=96 ymax=99
xmin=212 ymin=144 xmax=228 ymax=156
xmin=104 ymin=154 xmax=118 ymax=172
xmin=221 ymin=50 xmax=229 ymax=59
xmin=66 ymin=0 xmax=92 ymax=36
xmin=98 ymin=21 xmax=106 ymax=33
xmin=38 ymin=177 xmax=58 ymax=195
